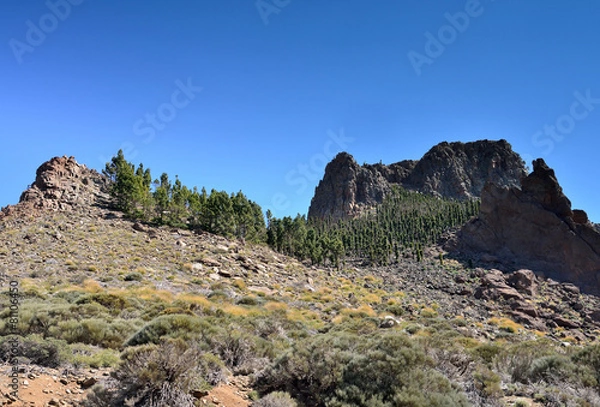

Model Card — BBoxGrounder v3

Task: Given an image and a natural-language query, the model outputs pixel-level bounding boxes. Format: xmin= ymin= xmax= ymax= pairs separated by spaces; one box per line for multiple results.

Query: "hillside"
xmin=1 ymin=155 xmax=600 ymax=406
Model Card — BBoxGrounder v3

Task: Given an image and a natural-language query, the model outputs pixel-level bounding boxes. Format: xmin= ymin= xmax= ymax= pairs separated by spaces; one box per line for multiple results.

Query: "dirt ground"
xmin=0 ymin=365 xmax=251 ymax=407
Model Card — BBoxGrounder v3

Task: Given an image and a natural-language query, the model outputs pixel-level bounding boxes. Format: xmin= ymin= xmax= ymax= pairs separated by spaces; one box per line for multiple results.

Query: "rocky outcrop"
xmin=0 ymin=156 xmax=109 ymax=220
xmin=403 ymin=139 xmax=527 ymax=199
xmin=308 ymin=139 xmax=527 ymax=221
xmin=307 ymin=153 xmax=392 ymax=220
xmin=451 ymin=158 xmax=600 ymax=295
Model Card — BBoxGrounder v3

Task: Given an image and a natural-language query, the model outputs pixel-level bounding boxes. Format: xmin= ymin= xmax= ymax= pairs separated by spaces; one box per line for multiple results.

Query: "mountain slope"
xmin=2 ymin=154 xmax=600 ymax=406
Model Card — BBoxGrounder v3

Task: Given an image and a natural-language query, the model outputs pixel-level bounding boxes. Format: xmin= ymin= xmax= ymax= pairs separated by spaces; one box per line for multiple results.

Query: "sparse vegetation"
xmin=1 ymin=150 xmax=599 ymax=406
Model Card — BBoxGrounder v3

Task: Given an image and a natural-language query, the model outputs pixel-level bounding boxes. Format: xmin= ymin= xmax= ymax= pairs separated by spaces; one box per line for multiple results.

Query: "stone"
xmin=508 ymin=269 xmax=537 ymax=296
xmin=191 ymin=389 xmax=209 ymax=399
xmin=553 ymin=316 xmax=581 ymax=329
xmin=308 ymin=139 xmax=526 ymax=221
xmin=78 ymin=377 xmax=97 ymax=389
xmin=201 ymin=257 xmax=221 ymax=267
xmin=379 ymin=316 xmax=401 ymax=328
xmin=453 ymin=158 xmax=600 ymax=295
xmin=573 ymin=209 xmax=589 ymax=224
xmin=132 ymin=222 xmax=148 ymax=232
xmin=0 ymin=156 xmax=110 ymax=220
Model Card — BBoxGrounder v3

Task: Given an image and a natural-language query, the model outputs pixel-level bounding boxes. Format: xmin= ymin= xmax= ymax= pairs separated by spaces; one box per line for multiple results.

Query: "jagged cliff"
xmin=308 ymin=139 xmax=527 ymax=221
xmin=0 ymin=156 xmax=109 ymax=220
xmin=449 ymin=158 xmax=600 ymax=295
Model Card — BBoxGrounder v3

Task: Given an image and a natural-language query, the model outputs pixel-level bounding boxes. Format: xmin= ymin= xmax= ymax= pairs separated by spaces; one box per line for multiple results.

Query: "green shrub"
xmin=257 ymin=332 xmax=469 ymax=407
xmin=473 ymin=367 xmax=502 ymax=398
xmin=83 ymin=339 xmax=226 ymax=407
xmin=53 ymin=318 xmax=138 ymax=349
xmin=124 ymin=272 xmax=143 ymax=282
xmin=75 ymin=293 xmax=131 ymax=315
xmin=68 ymin=344 xmax=120 ymax=368
xmin=254 ymin=391 xmax=297 ymax=407
xmin=0 ymin=335 xmax=67 ymax=368
xmin=125 ymin=314 xmax=206 ymax=346
xmin=472 ymin=343 xmax=502 ymax=365
xmin=527 ymin=354 xmax=574 ymax=384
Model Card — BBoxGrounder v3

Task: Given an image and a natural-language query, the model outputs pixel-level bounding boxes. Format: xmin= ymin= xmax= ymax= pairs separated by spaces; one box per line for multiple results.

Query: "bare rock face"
xmin=308 ymin=139 xmax=526 ymax=221
xmin=307 ymin=153 xmax=391 ymax=220
xmin=404 ymin=139 xmax=527 ymax=200
xmin=0 ymin=156 xmax=109 ymax=219
xmin=452 ymin=158 xmax=600 ymax=295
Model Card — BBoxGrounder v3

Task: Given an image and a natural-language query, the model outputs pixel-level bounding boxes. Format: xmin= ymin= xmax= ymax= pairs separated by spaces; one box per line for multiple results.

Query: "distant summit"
xmin=308 ymin=139 xmax=527 ymax=221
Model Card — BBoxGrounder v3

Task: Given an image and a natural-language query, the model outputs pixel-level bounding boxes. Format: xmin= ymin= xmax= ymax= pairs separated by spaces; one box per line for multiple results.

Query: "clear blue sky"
xmin=2 ymin=0 xmax=600 ymax=221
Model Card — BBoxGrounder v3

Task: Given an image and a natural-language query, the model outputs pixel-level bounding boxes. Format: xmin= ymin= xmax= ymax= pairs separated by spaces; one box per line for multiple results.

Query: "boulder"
xmin=508 ymin=269 xmax=537 ymax=296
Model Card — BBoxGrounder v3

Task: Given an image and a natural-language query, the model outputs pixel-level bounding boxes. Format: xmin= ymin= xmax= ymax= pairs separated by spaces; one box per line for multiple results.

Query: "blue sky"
xmin=1 ymin=0 xmax=600 ymax=221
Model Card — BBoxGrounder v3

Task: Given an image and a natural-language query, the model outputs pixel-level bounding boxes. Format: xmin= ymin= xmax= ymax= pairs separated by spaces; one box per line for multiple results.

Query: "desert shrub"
xmin=83 ymin=338 xmax=226 ymax=407
xmin=573 ymin=344 xmax=600 ymax=388
xmin=209 ymin=328 xmax=255 ymax=370
xmin=83 ymin=383 xmax=114 ymax=407
xmin=125 ymin=314 xmax=206 ymax=346
xmin=75 ymin=293 xmax=132 ymax=315
xmin=527 ymin=354 xmax=573 ymax=383
xmin=254 ymin=391 xmax=297 ymax=407
xmin=0 ymin=335 xmax=67 ymax=368
xmin=493 ymin=339 xmax=558 ymax=383
xmin=124 ymin=272 xmax=143 ymax=282
xmin=256 ymin=331 xmax=469 ymax=407
xmin=88 ymin=341 xmax=201 ymax=407
xmin=472 ymin=343 xmax=502 ymax=365
xmin=53 ymin=318 xmax=138 ymax=348
xmin=68 ymin=344 xmax=120 ymax=368
xmin=55 ymin=290 xmax=85 ymax=303
xmin=473 ymin=367 xmax=502 ymax=398
xmin=237 ymin=295 xmax=262 ymax=306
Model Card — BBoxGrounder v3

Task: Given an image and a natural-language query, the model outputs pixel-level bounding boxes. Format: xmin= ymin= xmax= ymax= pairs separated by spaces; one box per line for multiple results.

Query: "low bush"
xmin=125 ymin=314 xmax=207 ymax=346
xmin=83 ymin=338 xmax=227 ymax=407
xmin=256 ymin=331 xmax=469 ymax=407
xmin=0 ymin=335 xmax=67 ymax=368
xmin=254 ymin=391 xmax=297 ymax=407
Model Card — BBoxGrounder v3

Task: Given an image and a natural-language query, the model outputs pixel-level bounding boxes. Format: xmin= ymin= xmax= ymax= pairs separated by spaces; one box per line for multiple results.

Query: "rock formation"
xmin=308 ymin=139 xmax=526 ymax=221
xmin=451 ymin=158 xmax=600 ymax=295
xmin=0 ymin=156 xmax=109 ymax=220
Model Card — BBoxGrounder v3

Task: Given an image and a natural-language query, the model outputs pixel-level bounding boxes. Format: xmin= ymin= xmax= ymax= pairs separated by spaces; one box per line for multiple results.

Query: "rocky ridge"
xmin=450 ymin=158 xmax=600 ymax=295
xmin=0 ymin=156 xmax=109 ymax=222
xmin=308 ymin=139 xmax=527 ymax=221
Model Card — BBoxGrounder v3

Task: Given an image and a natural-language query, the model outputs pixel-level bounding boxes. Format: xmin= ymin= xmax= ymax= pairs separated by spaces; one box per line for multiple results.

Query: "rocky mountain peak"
xmin=308 ymin=139 xmax=527 ymax=221
xmin=450 ymin=158 xmax=600 ymax=294
xmin=0 ymin=156 xmax=109 ymax=220
xmin=307 ymin=152 xmax=391 ymax=220
xmin=520 ymin=158 xmax=572 ymax=219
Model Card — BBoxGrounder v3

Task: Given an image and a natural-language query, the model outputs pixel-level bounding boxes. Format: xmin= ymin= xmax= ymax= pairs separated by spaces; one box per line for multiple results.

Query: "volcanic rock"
xmin=308 ymin=139 xmax=526 ymax=220
xmin=452 ymin=158 xmax=600 ymax=295
xmin=0 ymin=156 xmax=109 ymax=220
